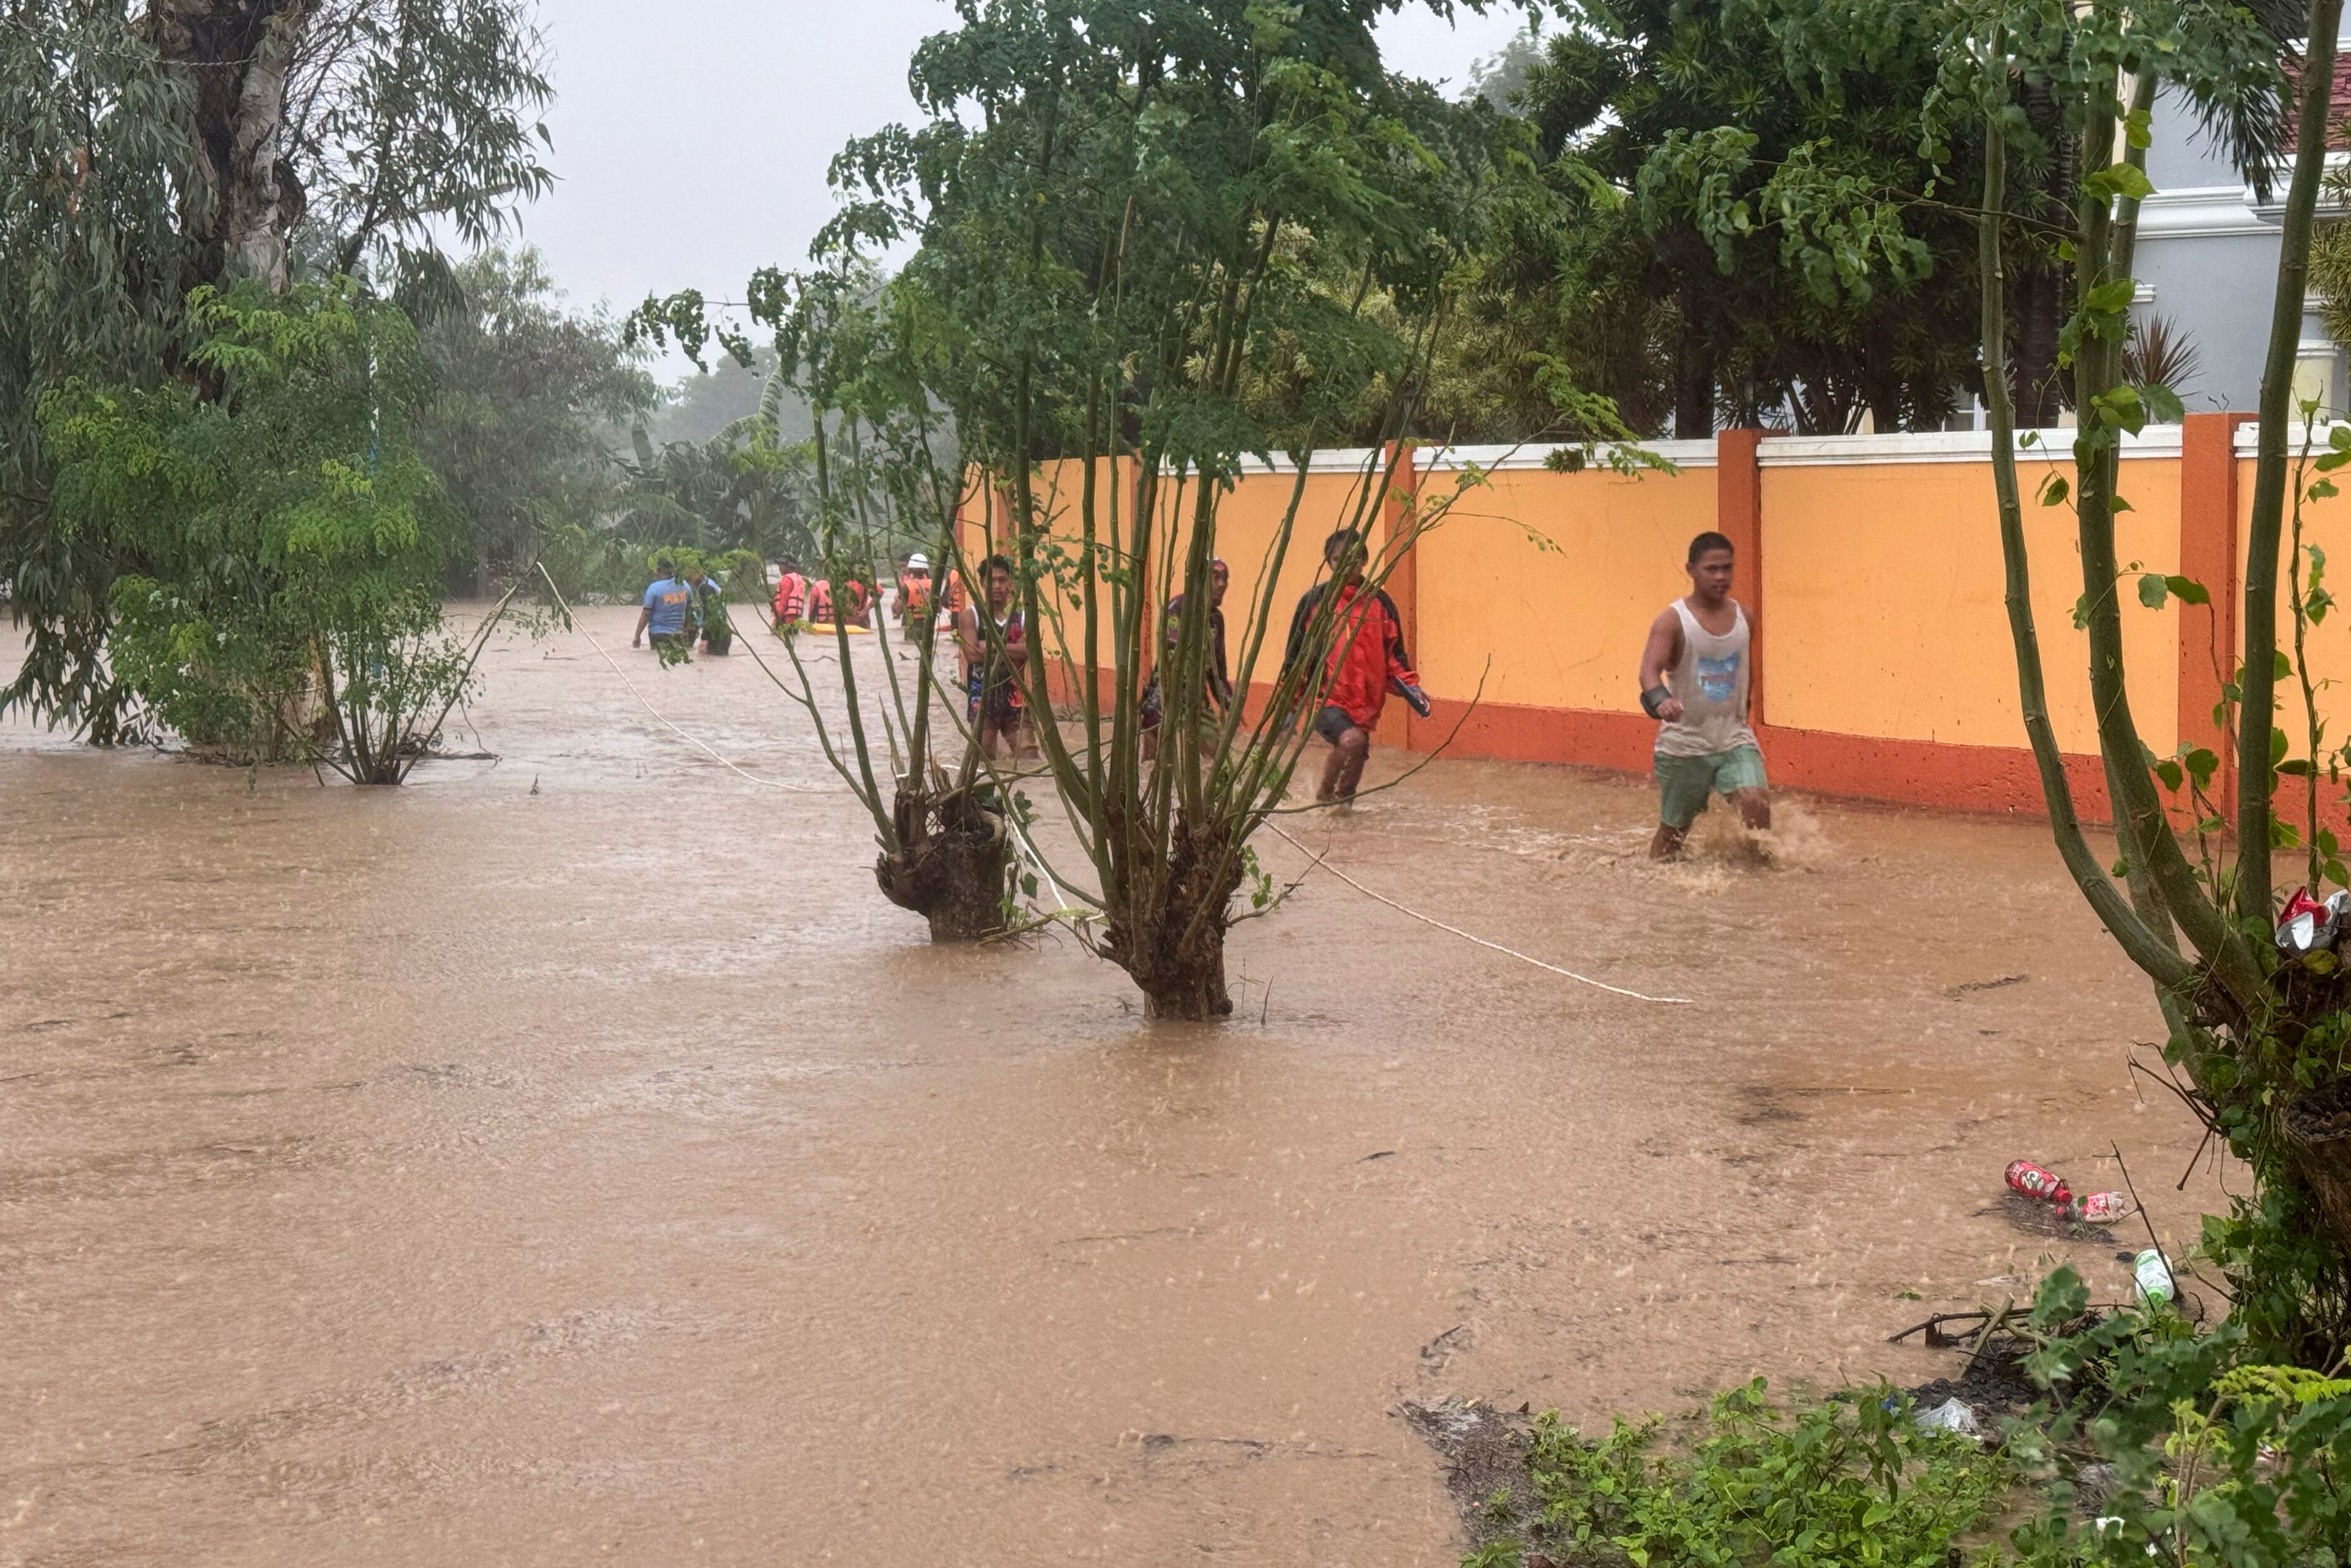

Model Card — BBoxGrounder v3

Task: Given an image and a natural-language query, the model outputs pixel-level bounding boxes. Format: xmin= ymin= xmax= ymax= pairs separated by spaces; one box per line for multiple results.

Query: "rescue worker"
xmin=895 ymin=553 xmax=937 ymax=645
xmin=1283 ymin=530 xmax=1429 ymax=805
xmin=839 ymin=573 xmax=874 ymax=629
xmin=772 ymin=555 xmax=811 ymax=629
xmin=957 ymin=554 xmax=1029 ymax=760
xmin=631 ymin=554 xmax=694 ymax=653
xmin=805 ymin=563 xmax=869 ymax=628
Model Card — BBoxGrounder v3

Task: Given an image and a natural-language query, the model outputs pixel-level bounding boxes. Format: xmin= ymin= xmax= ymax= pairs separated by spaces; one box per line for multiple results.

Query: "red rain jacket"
xmin=1316 ymin=583 xmax=1415 ymax=729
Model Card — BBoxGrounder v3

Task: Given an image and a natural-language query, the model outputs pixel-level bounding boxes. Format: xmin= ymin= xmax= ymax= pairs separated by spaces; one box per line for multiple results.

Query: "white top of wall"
xmin=1233 ymin=440 xmax=1718 ymax=475
xmin=1758 ymin=427 xmax=2184 ymax=466
xmin=1414 ymin=440 xmax=1719 ymax=473
xmin=2139 ymin=184 xmax=2279 ymax=239
xmin=1229 ymin=427 xmax=2241 ymax=474
xmin=2233 ymin=419 xmax=2351 ymax=456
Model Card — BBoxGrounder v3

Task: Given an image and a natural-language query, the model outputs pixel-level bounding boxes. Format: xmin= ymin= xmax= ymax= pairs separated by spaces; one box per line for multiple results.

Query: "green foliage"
xmin=413 ymin=247 xmax=656 ymax=594
xmin=1472 ymin=1266 xmax=2351 ymax=1568
xmin=1996 ymin=1266 xmax=2351 ymax=1567
xmin=289 ymin=0 xmax=556 ymax=278
xmin=1471 ymin=1379 xmax=2011 ymax=1567
xmin=40 ymin=279 xmax=474 ymax=781
xmin=1494 ymin=1 xmax=1985 ymax=437
xmin=800 ymin=0 xmax=1567 ymax=1011
xmin=0 ymin=0 xmax=197 ymax=740
xmin=0 ymin=0 xmax=558 ymax=739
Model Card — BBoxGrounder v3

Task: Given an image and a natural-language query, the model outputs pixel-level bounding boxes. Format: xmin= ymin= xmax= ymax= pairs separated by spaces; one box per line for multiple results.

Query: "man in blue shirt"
xmin=632 ymin=555 xmax=694 ymax=651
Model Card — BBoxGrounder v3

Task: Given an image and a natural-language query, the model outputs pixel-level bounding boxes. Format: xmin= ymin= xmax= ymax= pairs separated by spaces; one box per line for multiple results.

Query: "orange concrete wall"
xmin=2229 ymin=440 xmax=2351 ymax=822
xmin=2236 ymin=448 xmax=2351 ymax=770
xmin=956 ymin=422 xmax=2338 ymax=825
xmin=1165 ymin=459 xmax=1395 ymax=689
xmin=959 ymin=454 xmax=1399 ymax=696
xmin=1412 ymin=459 xmax=1716 ymax=710
xmin=1763 ymin=452 xmax=2181 ymax=756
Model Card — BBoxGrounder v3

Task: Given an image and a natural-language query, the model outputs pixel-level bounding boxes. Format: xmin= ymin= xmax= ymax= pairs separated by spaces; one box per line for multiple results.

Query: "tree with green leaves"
xmin=1501 ymin=1 xmax=1989 ymax=437
xmin=1 ymin=0 xmax=553 ymax=739
xmin=634 ymin=258 xmax=1015 ymax=940
xmin=1659 ymin=0 xmax=2351 ymax=1356
xmin=804 ymin=0 xmax=1611 ymax=1016
xmin=42 ymin=280 xmax=495 ymax=782
xmin=1962 ymin=0 xmax=2351 ymax=1358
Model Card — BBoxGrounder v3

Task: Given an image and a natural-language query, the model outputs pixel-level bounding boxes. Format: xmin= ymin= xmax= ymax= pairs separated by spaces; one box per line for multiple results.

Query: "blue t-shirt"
xmin=643 ymin=576 xmax=692 ymax=634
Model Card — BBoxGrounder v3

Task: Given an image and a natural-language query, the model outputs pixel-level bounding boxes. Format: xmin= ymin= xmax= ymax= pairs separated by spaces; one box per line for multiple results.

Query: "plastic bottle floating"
xmin=2005 ymin=1160 xmax=2130 ymax=1225
xmin=2068 ymin=1190 xmax=2132 ymax=1225
xmin=2005 ymin=1159 xmax=2071 ymax=1207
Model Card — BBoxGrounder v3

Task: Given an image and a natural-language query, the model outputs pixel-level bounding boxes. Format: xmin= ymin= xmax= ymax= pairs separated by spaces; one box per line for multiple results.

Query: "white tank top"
xmin=1655 ymin=599 xmax=1757 ymax=759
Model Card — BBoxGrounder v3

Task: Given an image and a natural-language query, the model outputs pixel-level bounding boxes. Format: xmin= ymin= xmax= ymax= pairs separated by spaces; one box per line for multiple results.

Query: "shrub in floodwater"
xmin=43 ymin=279 xmax=501 ymax=782
xmin=1460 ymin=1379 xmax=2013 ymax=1568
xmin=1465 ymin=1267 xmax=2351 ymax=1568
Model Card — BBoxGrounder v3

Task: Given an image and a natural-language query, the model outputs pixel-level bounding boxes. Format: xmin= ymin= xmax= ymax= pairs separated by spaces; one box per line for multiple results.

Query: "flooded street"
xmin=2 ymin=606 xmax=2222 ymax=1566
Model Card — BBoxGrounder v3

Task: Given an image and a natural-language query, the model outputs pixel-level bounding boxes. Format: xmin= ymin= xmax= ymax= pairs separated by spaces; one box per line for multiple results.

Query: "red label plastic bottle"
xmin=2006 ymin=1159 xmax=2072 ymax=1208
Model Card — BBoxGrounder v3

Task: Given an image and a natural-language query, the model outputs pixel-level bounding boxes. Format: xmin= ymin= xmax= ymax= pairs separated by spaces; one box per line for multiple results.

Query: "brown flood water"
xmin=1 ymin=605 xmax=2226 ymax=1566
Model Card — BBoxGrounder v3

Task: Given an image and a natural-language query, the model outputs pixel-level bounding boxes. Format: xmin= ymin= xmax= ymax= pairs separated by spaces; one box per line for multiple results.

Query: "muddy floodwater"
xmin=2 ymin=606 xmax=2225 ymax=1565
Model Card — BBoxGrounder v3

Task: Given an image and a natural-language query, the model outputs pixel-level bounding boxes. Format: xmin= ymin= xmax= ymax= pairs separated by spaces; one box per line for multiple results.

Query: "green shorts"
xmin=1655 ymin=745 xmax=1768 ymax=830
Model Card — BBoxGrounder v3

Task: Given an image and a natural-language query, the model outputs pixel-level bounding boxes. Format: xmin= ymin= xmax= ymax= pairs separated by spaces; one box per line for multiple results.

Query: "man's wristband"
xmin=1640 ymin=684 xmax=1672 ymax=718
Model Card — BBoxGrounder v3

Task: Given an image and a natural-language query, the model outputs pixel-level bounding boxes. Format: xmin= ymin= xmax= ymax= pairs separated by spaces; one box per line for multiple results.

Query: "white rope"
xmin=541 ymin=570 xmax=1652 ymax=971
xmin=536 ymin=564 xmax=819 ymax=793
xmin=1263 ymin=819 xmax=1694 ymax=1005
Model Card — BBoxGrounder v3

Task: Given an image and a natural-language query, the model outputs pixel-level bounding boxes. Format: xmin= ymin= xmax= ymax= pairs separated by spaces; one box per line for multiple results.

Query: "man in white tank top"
xmin=1636 ymin=530 xmax=1770 ymax=858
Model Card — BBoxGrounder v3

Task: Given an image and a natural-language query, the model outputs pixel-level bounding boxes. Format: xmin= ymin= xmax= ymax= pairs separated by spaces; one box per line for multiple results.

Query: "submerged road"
xmin=1 ymin=606 xmax=2214 ymax=1564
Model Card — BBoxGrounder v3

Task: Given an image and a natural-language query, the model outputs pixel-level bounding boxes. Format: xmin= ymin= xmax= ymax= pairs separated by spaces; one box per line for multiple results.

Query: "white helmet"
xmin=907 ymin=552 xmax=931 ymax=570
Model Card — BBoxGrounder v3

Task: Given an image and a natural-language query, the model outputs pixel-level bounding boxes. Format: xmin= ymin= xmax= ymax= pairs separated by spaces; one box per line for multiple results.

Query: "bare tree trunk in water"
xmin=878 ymin=786 xmax=1013 ymax=942
xmin=145 ymin=0 xmax=314 ymax=291
xmin=1103 ymin=816 xmax=1245 ymax=1021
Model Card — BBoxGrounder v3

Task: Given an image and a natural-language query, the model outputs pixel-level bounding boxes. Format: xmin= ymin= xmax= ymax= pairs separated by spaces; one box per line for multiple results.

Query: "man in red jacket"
xmin=1283 ymin=530 xmax=1430 ymax=805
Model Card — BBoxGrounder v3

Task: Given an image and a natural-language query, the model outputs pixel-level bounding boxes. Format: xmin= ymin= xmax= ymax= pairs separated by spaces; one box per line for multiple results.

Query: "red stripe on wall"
xmin=1405 ymin=697 xmax=2114 ymax=819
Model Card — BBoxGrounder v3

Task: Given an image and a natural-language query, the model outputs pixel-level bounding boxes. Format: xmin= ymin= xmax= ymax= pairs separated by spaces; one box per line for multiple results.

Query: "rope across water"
xmin=536 ymin=572 xmax=1687 ymax=1003
xmin=1261 ymin=819 xmax=1695 ymax=1005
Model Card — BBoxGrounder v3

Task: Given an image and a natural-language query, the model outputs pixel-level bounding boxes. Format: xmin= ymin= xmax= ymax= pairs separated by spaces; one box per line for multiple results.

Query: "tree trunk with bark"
xmin=877 ymin=784 xmax=1013 ymax=942
xmin=1102 ymin=814 xmax=1245 ymax=1021
xmin=145 ymin=0 xmax=314 ymax=291
xmin=2011 ymin=264 xmax=2068 ymax=427
xmin=1673 ymin=307 xmax=1715 ymax=438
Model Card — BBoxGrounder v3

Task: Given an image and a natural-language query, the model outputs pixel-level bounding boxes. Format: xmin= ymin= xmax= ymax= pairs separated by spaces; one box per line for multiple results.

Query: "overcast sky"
xmin=517 ymin=1 xmax=1529 ymax=373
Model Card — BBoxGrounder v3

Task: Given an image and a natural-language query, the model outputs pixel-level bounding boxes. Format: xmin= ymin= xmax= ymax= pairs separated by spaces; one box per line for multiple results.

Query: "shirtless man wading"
xmin=1638 ymin=530 xmax=1770 ymax=859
